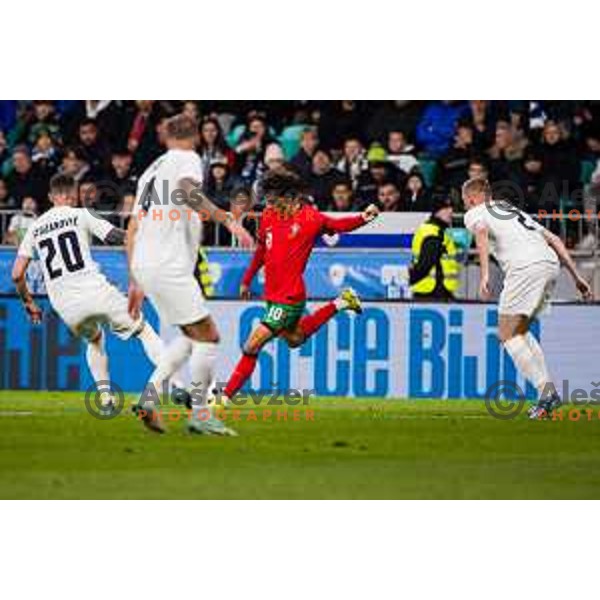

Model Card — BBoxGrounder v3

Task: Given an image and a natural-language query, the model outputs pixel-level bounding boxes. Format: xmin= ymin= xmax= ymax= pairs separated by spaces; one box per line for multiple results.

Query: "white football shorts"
xmin=133 ymin=266 xmax=210 ymax=327
xmin=499 ymin=260 xmax=560 ymax=318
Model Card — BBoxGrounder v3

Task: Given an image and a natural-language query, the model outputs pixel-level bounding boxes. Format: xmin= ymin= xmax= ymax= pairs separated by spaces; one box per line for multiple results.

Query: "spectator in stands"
xmin=308 ymin=149 xmax=344 ymax=210
xmin=386 ymin=130 xmax=419 ymax=174
xmin=210 ymin=186 xmax=257 ymax=247
xmin=235 ymin=115 xmax=274 ymax=185
xmin=319 ymin=101 xmax=364 ymax=150
xmin=205 ymin=158 xmax=236 ymax=209
xmin=365 ymin=101 xmax=423 ymax=144
xmin=17 ymin=101 xmax=62 ymax=147
xmin=31 ymin=129 xmax=60 ymax=174
xmin=356 ymin=144 xmax=401 ymax=205
xmin=108 ymin=149 xmax=137 ymax=198
xmin=198 ymin=116 xmax=235 ymax=178
xmin=125 ymin=100 xmax=162 ymax=172
xmin=401 ymin=172 xmax=432 ymax=212
xmin=78 ymin=118 xmax=111 ymax=176
xmin=78 ymin=176 xmax=98 ymax=209
xmin=6 ymin=146 xmax=48 ymax=211
xmin=487 ymin=121 xmax=527 ymax=200
xmin=439 ymin=121 xmax=477 ymax=192
xmin=466 ymin=100 xmax=495 ymax=150
xmin=336 ymin=136 xmax=368 ymax=188
xmin=536 ymin=120 xmax=580 ymax=201
xmin=467 ymin=158 xmax=489 ymax=182
xmin=377 ymin=181 xmax=403 ymax=212
xmin=0 ymin=177 xmax=14 ymax=209
xmin=329 ymin=180 xmax=356 ymax=212
xmin=3 ymin=196 xmax=38 ymax=245
xmin=416 ymin=101 xmax=468 ymax=157
xmin=182 ymin=101 xmax=200 ymax=122
xmin=0 ymin=129 xmax=9 ymax=174
xmin=58 ymin=146 xmax=90 ymax=182
xmin=291 ymin=127 xmax=319 ymax=177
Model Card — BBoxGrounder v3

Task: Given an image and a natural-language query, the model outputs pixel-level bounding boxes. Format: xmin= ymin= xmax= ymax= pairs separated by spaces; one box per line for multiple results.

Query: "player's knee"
xmin=242 ymin=340 xmax=260 ymax=356
xmin=286 ymin=334 xmax=305 ymax=349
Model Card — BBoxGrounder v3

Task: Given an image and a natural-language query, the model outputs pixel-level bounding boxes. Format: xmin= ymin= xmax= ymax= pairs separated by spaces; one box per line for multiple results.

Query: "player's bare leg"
xmin=222 ymin=324 xmax=275 ymax=403
xmin=498 ymin=314 xmax=560 ymax=419
xmin=181 ymin=316 xmax=237 ymax=436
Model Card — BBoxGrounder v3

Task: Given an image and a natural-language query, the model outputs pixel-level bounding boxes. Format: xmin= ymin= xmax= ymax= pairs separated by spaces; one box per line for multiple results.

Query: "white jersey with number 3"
xmin=464 ymin=200 xmax=559 ymax=273
xmin=132 ymin=148 xmax=204 ymax=275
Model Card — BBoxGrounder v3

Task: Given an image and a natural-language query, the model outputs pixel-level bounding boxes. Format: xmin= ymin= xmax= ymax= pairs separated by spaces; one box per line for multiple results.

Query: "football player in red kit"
xmin=222 ymin=167 xmax=380 ymax=402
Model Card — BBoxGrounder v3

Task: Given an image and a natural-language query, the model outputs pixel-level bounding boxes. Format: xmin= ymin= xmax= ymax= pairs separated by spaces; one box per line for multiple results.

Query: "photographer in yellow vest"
xmin=409 ymin=196 xmax=460 ymax=301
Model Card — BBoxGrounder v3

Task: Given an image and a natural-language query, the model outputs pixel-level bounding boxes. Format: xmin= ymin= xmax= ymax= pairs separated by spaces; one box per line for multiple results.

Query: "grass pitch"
xmin=1 ymin=391 xmax=599 ymax=499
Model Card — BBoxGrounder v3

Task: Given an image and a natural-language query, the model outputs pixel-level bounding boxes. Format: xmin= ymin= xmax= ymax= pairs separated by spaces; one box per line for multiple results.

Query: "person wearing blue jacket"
xmin=416 ymin=101 xmax=468 ymax=157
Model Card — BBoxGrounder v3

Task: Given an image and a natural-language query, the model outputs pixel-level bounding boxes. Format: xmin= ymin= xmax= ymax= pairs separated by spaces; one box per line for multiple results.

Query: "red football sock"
xmin=298 ymin=301 xmax=337 ymax=338
xmin=224 ymin=353 xmax=258 ymax=398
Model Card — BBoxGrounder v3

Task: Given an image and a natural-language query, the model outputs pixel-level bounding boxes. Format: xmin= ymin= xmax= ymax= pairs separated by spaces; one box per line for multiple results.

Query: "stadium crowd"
xmin=1 ymin=100 xmax=600 ymax=247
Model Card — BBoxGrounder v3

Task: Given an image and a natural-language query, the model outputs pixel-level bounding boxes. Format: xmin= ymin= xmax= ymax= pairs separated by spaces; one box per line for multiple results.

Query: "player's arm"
xmin=319 ymin=204 xmax=380 ymax=234
xmin=125 ymin=213 xmax=145 ymax=318
xmin=472 ymin=223 xmax=492 ymax=301
xmin=542 ymin=228 xmax=592 ymax=300
xmin=11 ymin=232 xmax=42 ymax=323
xmin=240 ymin=231 xmax=266 ymax=299
xmin=179 ymin=177 xmax=254 ymax=248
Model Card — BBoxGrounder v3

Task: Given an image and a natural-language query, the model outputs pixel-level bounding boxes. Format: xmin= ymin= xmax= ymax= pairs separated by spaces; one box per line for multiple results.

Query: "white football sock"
xmin=189 ymin=341 xmax=219 ymax=418
xmin=136 ymin=323 xmax=186 ymax=390
xmin=525 ymin=332 xmax=554 ymax=395
xmin=504 ymin=334 xmax=549 ymax=395
xmin=86 ymin=332 xmax=112 ymax=401
xmin=146 ymin=336 xmax=193 ymax=400
xmin=137 ymin=322 xmax=165 ymax=365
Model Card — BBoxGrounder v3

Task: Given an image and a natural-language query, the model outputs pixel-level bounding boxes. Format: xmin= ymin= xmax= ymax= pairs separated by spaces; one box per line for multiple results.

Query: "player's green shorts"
xmin=261 ymin=301 xmax=306 ymax=333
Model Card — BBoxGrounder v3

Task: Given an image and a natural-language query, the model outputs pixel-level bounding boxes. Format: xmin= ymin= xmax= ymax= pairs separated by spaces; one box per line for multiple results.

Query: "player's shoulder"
xmin=464 ymin=202 xmax=488 ymax=230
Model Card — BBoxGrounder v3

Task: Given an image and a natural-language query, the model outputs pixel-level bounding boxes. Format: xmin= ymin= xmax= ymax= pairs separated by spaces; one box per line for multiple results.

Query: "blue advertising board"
xmin=2 ymin=298 xmax=598 ymax=401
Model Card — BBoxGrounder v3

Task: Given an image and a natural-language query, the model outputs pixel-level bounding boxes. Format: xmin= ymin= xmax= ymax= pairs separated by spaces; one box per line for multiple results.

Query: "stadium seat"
xmin=418 ymin=158 xmax=437 ymax=187
xmin=278 ymin=125 xmax=307 ymax=159
xmin=226 ymin=124 xmax=246 ymax=148
xmin=580 ymin=160 xmax=596 ymax=184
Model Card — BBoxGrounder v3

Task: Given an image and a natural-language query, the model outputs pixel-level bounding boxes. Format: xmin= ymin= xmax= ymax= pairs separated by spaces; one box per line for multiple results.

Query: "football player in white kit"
xmin=127 ymin=113 xmax=253 ymax=435
xmin=11 ymin=174 xmax=173 ymax=412
xmin=462 ymin=178 xmax=592 ymax=419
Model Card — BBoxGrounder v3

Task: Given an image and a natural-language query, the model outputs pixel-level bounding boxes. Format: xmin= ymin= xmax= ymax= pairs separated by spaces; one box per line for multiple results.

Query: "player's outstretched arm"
xmin=542 ymin=229 xmax=593 ymax=300
xmin=320 ymin=204 xmax=380 ymax=234
xmin=473 ymin=224 xmax=491 ymax=300
xmin=240 ymin=235 xmax=266 ymax=299
xmin=12 ymin=256 xmax=42 ymax=324
xmin=179 ymin=178 xmax=254 ymax=248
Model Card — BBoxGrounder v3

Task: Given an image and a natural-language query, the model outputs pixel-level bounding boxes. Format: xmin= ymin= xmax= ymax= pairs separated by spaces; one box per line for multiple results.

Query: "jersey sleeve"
xmin=81 ymin=210 xmax=114 ymax=242
xmin=17 ymin=226 xmax=35 ymax=258
xmin=318 ymin=211 xmax=367 ymax=234
xmin=464 ymin=206 xmax=488 ymax=233
xmin=241 ymin=221 xmax=266 ymax=286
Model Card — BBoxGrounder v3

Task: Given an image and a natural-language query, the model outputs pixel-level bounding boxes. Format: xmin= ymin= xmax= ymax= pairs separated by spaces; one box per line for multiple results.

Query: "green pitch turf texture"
xmin=1 ymin=391 xmax=599 ymax=499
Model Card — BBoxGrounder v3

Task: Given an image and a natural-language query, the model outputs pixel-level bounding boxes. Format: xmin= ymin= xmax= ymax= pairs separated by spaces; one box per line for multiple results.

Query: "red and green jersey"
xmin=242 ymin=203 xmax=367 ymax=304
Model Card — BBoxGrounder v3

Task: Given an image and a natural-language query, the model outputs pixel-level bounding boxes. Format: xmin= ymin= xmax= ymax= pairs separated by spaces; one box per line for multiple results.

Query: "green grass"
xmin=1 ymin=391 xmax=600 ymax=499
